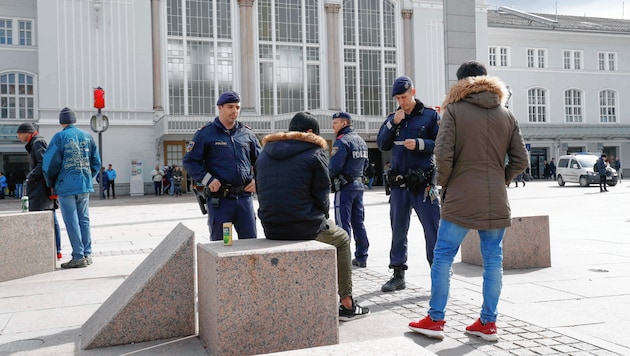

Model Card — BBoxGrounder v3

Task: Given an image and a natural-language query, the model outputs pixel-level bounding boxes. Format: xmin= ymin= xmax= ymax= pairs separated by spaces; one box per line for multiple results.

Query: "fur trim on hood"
xmin=262 ymin=131 xmax=328 ymax=149
xmin=441 ymin=76 xmax=509 ymax=109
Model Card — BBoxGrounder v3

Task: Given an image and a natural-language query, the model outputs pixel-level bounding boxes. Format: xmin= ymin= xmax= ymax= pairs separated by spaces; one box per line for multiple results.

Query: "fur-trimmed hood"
xmin=441 ymin=76 xmax=509 ymax=110
xmin=261 ymin=131 xmax=327 ymax=161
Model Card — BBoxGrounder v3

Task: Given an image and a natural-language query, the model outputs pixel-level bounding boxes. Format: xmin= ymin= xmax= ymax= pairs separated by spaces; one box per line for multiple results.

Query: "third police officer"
xmin=329 ymin=112 xmax=371 ymax=268
xmin=376 ymin=76 xmax=441 ymax=292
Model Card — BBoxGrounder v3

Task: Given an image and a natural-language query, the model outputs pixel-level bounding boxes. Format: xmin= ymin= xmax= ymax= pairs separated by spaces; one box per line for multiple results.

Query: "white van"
xmin=556 ymin=153 xmax=618 ymax=187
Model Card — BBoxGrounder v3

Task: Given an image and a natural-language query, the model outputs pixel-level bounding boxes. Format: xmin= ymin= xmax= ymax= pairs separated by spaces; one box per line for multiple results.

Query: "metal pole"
xmin=98 ymin=108 xmax=104 ymax=200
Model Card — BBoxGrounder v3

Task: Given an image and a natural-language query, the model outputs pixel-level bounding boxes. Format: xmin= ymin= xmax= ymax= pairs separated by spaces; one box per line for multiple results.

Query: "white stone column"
xmin=443 ymin=0 xmax=477 ymax=87
xmin=401 ymin=8 xmax=414 ymax=80
xmin=151 ymin=0 xmax=163 ymax=111
xmin=238 ymin=0 xmax=256 ymax=112
xmin=325 ymin=3 xmax=341 ymax=111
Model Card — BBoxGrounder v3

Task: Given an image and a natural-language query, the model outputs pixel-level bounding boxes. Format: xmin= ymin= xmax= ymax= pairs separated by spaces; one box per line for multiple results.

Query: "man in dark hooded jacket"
xmin=255 ymin=112 xmax=369 ymax=322
xmin=17 ymin=123 xmax=63 ymax=260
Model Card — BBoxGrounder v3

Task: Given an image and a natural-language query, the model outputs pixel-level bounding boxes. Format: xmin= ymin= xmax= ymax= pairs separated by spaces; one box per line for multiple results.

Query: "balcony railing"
xmin=157 ymin=110 xmax=388 ymax=137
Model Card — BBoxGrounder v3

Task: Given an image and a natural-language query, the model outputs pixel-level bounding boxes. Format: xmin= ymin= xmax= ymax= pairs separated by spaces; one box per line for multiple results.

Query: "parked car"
xmin=556 ymin=153 xmax=618 ymax=187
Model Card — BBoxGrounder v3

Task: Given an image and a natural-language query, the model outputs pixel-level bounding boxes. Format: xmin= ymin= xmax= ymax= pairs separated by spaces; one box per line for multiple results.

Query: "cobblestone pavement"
xmin=351 ymin=268 xmax=620 ymax=356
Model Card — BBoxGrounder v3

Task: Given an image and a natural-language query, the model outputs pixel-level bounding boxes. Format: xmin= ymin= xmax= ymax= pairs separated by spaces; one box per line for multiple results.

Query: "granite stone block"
xmin=81 ymin=223 xmax=196 ymax=349
xmin=0 ymin=211 xmax=55 ymax=282
xmin=197 ymin=239 xmax=339 ymax=356
xmin=461 ymin=215 xmax=551 ymax=269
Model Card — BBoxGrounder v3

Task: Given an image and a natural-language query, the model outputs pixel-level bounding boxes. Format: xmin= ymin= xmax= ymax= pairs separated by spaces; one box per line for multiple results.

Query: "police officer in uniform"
xmin=329 ymin=112 xmax=370 ymax=268
xmin=183 ymin=90 xmax=262 ymax=241
xmin=376 ymin=76 xmax=441 ymax=292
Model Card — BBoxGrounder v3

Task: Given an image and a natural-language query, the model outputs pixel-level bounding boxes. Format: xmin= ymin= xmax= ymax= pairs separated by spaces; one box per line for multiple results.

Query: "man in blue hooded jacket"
xmin=43 ymin=107 xmax=101 ymax=268
xmin=255 ymin=112 xmax=369 ymax=321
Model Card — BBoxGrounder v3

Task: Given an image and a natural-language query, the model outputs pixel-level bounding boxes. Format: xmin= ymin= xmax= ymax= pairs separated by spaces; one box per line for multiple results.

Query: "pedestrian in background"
xmin=408 ymin=60 xmax=528 ymax=341
xmin=96 ymin=167 xmax=108 ymax=199
xmin=183 ymin=90 xmax=261 ymax=241
xmin=43 ymin=107 xmax=101 ymax=269
xmin=376 ymin=76 xmax=441 ymax=292
xmin=595 ymin=153 xmax=609 ymax=192
xmin=151 ymin=165 xmax=163 ymax=196
xmin=17 ymin=123 xmax=64 ymax=260
xmin=105 ymin=163 xmax=117 ymax=198
xmin=173 ymin=165 xmax=183 ymax=196
xmin=329 ymin=111 xmax=371 ymax=268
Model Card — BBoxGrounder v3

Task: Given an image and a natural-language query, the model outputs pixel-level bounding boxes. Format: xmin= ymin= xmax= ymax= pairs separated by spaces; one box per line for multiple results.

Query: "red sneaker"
xmin=465 ymin=318 xmax=498 ymax=341
xmin=408 ymin=316 xmax=445 ymax=340
xmin=57 ymin=252 xmax=62 ymax=260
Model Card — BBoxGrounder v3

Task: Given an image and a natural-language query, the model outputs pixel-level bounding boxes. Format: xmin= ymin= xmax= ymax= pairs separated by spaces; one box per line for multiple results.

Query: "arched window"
xmin=166 ymin=0 xmax=234 ymax=115
xmin=0 ymin=72 xmax=34 ymax=119
xmin=258 ymin=0 xmax=321 ymax=115
xmin=599 ymin=89 xmax=617 ymax=123
xmin=527 ymin=88 xmax=547 ymax=123
xmin=563 ymin=89 xmax=583 ymax=123
xmin=342 ymin=0 xmax=397 ymax=116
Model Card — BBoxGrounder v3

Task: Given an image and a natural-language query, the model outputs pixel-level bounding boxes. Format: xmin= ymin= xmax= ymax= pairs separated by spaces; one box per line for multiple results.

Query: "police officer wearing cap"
xmin=329 ymin=112 xmax=371 ymax=268
xmin=376 ymin=76 xmax=441 ymax=292
xmin=183 ymin=90 xmax=262 ymax=241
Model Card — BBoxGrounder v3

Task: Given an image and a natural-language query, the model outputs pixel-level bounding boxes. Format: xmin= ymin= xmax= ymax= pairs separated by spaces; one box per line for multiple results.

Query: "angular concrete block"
xmin=0 ymin=211 xmax=55 ymax=282
xmin=461 ymin=215 xmax=551 ymax=269
xmin=198 ymin=239 xmax=339 ymax=356
xmin=81 ymin=223 xmax=196 ymax=349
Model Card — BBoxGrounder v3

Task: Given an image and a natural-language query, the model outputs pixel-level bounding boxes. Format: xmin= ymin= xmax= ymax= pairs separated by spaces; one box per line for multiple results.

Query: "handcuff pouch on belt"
xmin=205 ymin=179 xmax=251 ymax=208
xmin=389 ymin=169 xmax=432 ymax=194
xmin=331 ymin=175 xmax=349 ymax=193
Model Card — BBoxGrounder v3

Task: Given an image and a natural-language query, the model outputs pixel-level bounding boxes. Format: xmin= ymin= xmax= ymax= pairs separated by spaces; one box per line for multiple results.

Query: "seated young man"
xmin=255 ymin=112 xmax=370 ymax=321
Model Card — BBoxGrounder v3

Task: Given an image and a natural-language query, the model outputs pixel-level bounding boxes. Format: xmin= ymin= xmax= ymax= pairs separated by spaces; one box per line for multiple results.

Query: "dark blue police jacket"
xmin=329 ymin=125 xmax=369 ymax=190
xmin=376 ymin=99 xmax=439 ymax=175
xmin=183 ymin=117 xmax=261 ymax=189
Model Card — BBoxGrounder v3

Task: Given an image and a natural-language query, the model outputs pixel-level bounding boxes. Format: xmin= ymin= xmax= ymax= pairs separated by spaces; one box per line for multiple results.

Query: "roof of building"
xmin=488 ymin=7 xmax=630 ymax=34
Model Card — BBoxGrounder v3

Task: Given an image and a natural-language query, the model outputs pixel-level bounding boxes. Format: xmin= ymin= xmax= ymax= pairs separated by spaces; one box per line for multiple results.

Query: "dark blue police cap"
xmin=216 ymin=90 xmax=241 ymax=106
xmin=391 ymin=76 xmax=414 ymax=96
xmin=332 ymin=111 xmax=352 ymax=120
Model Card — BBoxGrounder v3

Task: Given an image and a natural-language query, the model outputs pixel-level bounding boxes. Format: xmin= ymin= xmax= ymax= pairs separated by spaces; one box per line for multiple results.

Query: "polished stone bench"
xmin=461 ymin=215 xmax=551 ymax=269
xmin=197 ymin=239 xmax=339 ymax=356
xmin=0 ymin=211 xmax=55 ymax=282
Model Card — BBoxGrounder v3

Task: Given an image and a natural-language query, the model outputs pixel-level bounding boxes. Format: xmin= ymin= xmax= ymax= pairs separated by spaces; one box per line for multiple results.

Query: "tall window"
xmin=18 ymin=20 xmax=32 ymax=46
xmin=599 ymin=89 xmax=617 ymax=123
xmin=489 ymin=46 xmax=509 ymax=67
xmin=258 ymin=0 xmax=321 ymax=115
xmin=527 ymin=48 xmax=546 ymax=68
xmin=166 ymin=0 xmax=234 ymax=115
xmin=343 ymin=0 xmax=397 ymax=116
xmin=598 ymin=52 xmax=616 ymax=71
xmin=0 ymin=73 xmax=34 ymax=119
xmin=527 ymin=88 xmax=547 ymax=123
xmin=564 ymin=89 xmax=583 ymax=123
xmin=0 ymin=19 xmax=13 ymax=44
xmin=563 ymin=50 xmax=582 ymax=70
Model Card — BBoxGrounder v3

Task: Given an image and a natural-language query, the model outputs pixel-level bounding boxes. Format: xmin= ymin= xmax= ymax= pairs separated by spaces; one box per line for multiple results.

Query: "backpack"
xmin=593 ymin=162 xmax=599 ymax=172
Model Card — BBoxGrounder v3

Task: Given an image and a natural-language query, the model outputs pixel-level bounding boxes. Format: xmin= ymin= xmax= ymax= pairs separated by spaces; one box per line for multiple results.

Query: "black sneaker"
xmin=351 ymin=258 xmax=367 ymax=268
xmin=60 ymin=258 xmax=88 ymax=269
xmin=85 ymin=256 xmax=93 ymax=265
xmin=339 ymin=299 xmax=370 ymax=321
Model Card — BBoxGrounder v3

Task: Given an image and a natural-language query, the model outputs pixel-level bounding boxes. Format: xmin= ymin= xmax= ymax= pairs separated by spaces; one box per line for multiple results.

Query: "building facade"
xmin=0 ymin=1 xmax=627 ymax=194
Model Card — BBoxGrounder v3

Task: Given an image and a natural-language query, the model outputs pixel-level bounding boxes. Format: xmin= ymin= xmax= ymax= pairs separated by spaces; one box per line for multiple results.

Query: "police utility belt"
xmin=332 ymin=175 xmax=363 ymax=193
xmin=389 ymin=169 xmax=433 ymax=194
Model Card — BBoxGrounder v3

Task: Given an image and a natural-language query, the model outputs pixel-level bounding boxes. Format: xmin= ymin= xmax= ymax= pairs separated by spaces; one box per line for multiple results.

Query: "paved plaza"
xmin=1 ymin=180 xmax=629 ymax=355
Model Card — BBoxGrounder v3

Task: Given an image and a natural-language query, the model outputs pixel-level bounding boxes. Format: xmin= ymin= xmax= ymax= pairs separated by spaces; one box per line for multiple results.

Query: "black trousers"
xmin=599 ymin=175 xmax=607 ymax=191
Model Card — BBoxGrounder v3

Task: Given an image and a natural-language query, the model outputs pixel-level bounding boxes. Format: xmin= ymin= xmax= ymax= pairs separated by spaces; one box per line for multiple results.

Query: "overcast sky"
xmin=485 ymin=0 xmax=628 ymax=19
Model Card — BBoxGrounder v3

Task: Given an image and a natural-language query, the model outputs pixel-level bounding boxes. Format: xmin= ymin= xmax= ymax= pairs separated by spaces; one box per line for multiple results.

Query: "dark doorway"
xmin=529 ymin=148 xmax=546 ymax=179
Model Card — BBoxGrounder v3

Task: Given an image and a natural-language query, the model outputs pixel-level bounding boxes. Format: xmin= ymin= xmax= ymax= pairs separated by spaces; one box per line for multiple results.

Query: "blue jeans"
xmin=428 ymin=219 xmax=505 ymax=323
xmin=58 ymin=193 xmax=92 ymax=260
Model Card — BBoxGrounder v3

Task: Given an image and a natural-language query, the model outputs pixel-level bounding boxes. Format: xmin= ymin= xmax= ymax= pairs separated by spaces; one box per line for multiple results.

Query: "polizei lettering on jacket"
xmin=352 ymin=149 xmax=368 ymax=159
